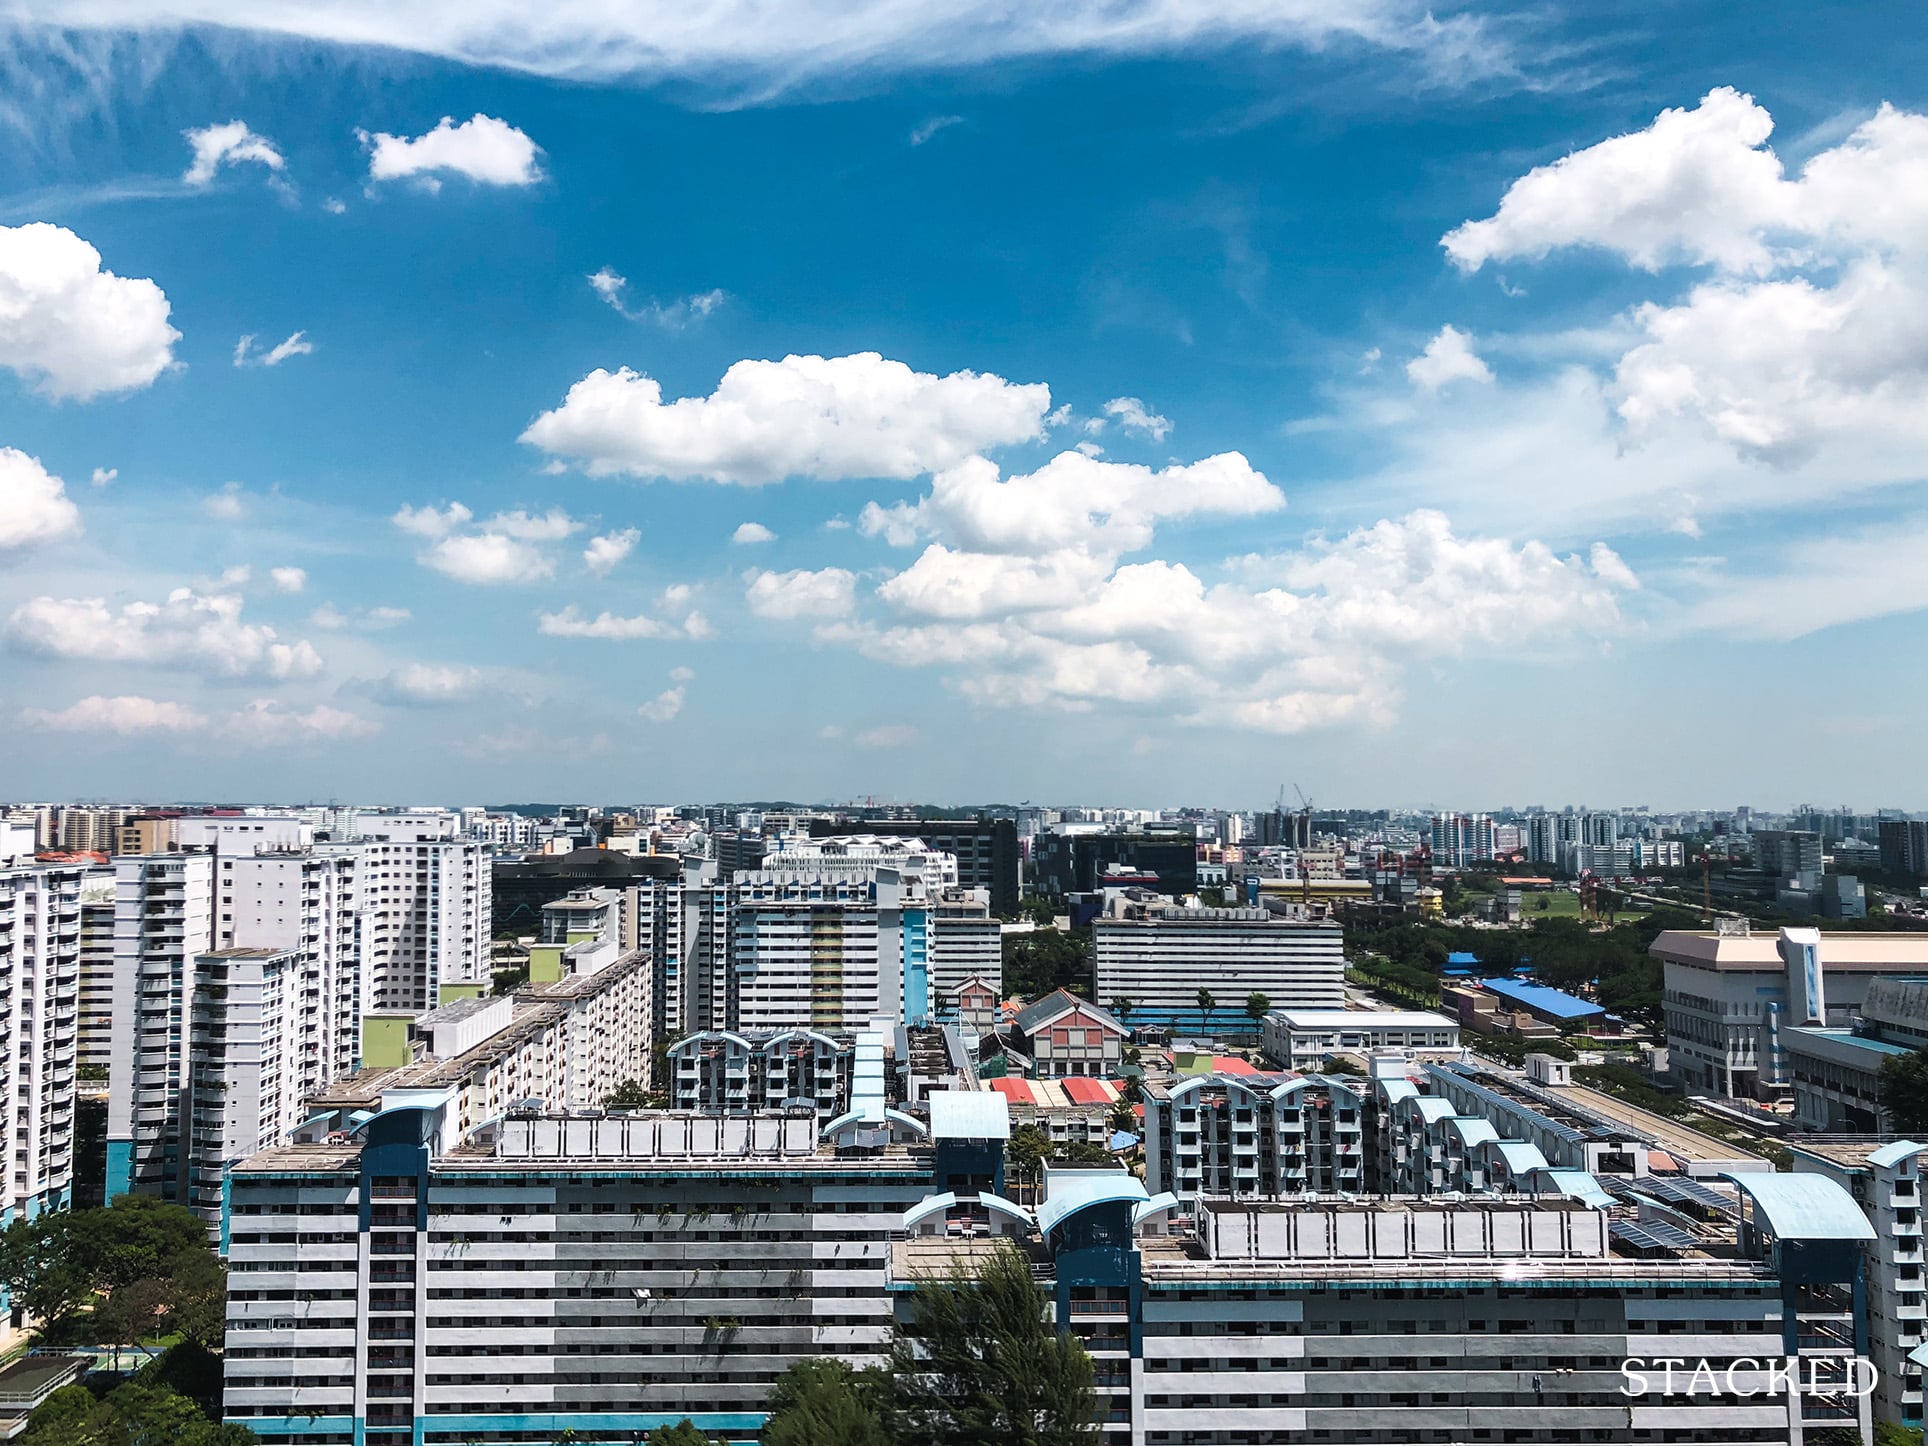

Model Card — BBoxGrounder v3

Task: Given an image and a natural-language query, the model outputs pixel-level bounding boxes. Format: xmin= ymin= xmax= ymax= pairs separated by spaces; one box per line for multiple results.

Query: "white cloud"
xmin=6 ymin=587 xmax=324 ymax=679
xmin=269 ymin=566 xmax=307 ymax=593
xmin=1075 ymin=440 xmax=1104 ymax=458
xmin=90 ymin=466 xmax=116 ymax=487
xmin=203 ymin=482 xmax=247 ymax=521
xmin=1102 ymin=395 xmax=1172 ymax=441
xmin=19 ymin=690 xmax=376 ymax=744
xmin=0 ymin=448 xmax=80 ymax=551
xmin=1406 ymin=325 xmax=1494 ymax=390
xmin=806 ymin=508 xmax=1633 ymax=734
xmin=1426 ymin=88 xmax=1928 ymax=492
xmin=368 ymin=661 xmax=486 ymax=705
xmin=361 ymin=114 xmax=542 ymax=187
xmin=0 ymin=222 xmax=178 ymax=400
xmin=637 ymin=686 xmax=685 ymax=722
xmin=588 ymin=268 xmax=728 ymax=328
xmin=182 ymin=120 xmax=285 ymax=185
xmin=858 ymin=449 xmax=1284 ymax=558
xmin=745 ymin=567 xmax=857 ymax=620
xmin=582 ymin=527 xmax=639 ymax=575
xmin=311 ymin=603 xmax=409 ymax=631
xmin=393 ymin=501 xmax=581 ymax=584
xmin=30 ymin=4 xmax=1508 ymax=89
xmin=536 ymin=604 xmax=709 ymax=640
xmin=910 ymin=114 xmax=965 ymax=146
xmin=522 ymin=352 xmax=1052 ymax=484
xmin=855 ymin=723 xmax=918 ymax=748
xmin=234 ymin=330 xmax=313 ymax=367
xmin=731 ymin=521 xmax=775 ymax=544
xmin=20 ymin=693 xmax=204 ymax=733
xmin=221 ymin=699 xmax=378 ymax=744
xmin=669 ymin=665 xmax=695 ymax=682
xmin=323 ymin=197 xmax=347 ymax=214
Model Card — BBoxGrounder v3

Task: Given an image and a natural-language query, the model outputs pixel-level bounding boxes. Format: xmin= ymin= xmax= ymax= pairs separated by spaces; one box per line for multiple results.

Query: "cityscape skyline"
xmin=2 ymin=4 xmax=1926 ymax=802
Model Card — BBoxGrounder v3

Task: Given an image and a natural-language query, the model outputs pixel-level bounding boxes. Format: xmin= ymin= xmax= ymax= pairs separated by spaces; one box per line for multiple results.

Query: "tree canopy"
xmin=1880 ymin=1050 xmax=1928 ymax=1134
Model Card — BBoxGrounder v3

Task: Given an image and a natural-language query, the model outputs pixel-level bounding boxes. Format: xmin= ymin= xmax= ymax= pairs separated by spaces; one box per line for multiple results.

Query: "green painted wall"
xmin=529 ymin=944 xmax=565 ymax=984
xmin=438 ymin=982 xmax=486 ymax=1005
xmin=362 ymin=1015 xmax=413 ymax=1070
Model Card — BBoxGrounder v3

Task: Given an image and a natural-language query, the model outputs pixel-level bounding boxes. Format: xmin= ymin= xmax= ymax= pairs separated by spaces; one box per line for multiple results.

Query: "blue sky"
xmin=1 ymin=2 xmax=1926 ymax=809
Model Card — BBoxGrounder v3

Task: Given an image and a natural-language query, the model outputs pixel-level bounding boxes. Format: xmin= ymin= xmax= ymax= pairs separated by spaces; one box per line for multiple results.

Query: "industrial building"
xmin=1655 ymin=923 xmax=1928 ymax=1098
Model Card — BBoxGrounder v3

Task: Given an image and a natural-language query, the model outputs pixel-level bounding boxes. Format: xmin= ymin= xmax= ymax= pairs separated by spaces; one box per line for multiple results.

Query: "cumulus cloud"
xmin=5 ymin=587 xmax=323 ymax=679
xmin=19 ymin=691 xmax=375 ymax=744
xmin=361 ymin=114 xmax=542 ymax=187
xmin=393 ymin=501 xmax=580 ymax=584
xmin=1102 ymin=395 xmax=1172 ymax=441
xmin=637 ymin=685 xmax=685 ymax=722
xmin=731 ymin=521 xmax=775 ymax=544
xmin=536 ymin=604 xmax=710 ymax=640
xmin=858 ymin=449 xmax=1284 ymax=558
xmin=311 ymin=603 xmax=409 ymax=630
xmin=582 ymin=527 xmax=639 ymax=575
xmin=0 ymin=448 xmax=80 ymax=551
xmin=812 ymin=481 xmax=1635 ymax=733
xmin=588 ymin=268 xmax=727 ymax=328
xmin=0 ymin=223 xmax=178 ymax=400
xmin=90 ymin=467 xmax=116 ymax=488
xmin=182 ymin=120 xmax=285 ymax=185
xmin=855 ymin=723 xmax=918 ymax=748
xmin=203 ymin=482 xmax=247 ymax=520
xmin=269 ymin=566 xmax=306 ymax=593
xmin=745 ymin=567 xmax=858 ymax=620
xmin=221 ymin=699 xmax=379 ymax=744
xmin=367 ymin=661 xmax=486 ymax=705
xmin=521 ymin=352 xmax=1052 ymax=484
xmin=1432 ymin=87 xmax=1928 ymax=479
xmin=1406 ymin=325 xmax=1494 ymax=391
xmin=20 ymin=694 xmax=204 ymax=733
xmin=233 ymin=330 xmax=312 ymax=367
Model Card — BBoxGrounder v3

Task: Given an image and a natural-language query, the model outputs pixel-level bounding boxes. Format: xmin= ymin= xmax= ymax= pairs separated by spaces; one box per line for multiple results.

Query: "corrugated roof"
xmin=1012 ymin=989 xmax=1127 ymax=1038
xmin=1476 ymin=976 xmax=1605 ymax=1020
xmin=1869 ymin=1139 xmax=1928 ymax=1168
xmin=1535 ymin=1168 xmax=1615 ymax=1209
xmin=988 ymin=1077 xmax=1037 ymax=1107
xmin=1720 ymin=1171 xmax=1876 ymax=1242
xmin=930 ymin=1091 xmax=1011 ymax=1141
xmin=1060 ymin=1077 xmax=1114 ymax=1106
xmin=1489 ymin=1141 xmax=1548 ymax=1175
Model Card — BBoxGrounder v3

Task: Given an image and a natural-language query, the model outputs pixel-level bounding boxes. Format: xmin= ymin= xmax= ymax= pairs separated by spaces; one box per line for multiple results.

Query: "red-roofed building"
xmin=1060 ymin=1077 xmax=1115 ymax=1107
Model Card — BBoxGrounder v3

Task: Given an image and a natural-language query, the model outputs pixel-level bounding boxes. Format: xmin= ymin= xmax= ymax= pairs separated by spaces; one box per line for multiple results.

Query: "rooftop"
xmin=1475 ymin=976 xmax=1605 ymax=1020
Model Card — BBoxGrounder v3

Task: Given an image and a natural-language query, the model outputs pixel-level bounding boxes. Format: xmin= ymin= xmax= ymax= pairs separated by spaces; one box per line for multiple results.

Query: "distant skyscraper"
xmin=0 ymin=860 xmax=86 ymax=1216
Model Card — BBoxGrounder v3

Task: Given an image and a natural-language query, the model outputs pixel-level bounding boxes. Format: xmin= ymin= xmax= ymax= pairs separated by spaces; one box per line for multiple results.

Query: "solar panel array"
xmin=1641 ymin=1176 xmax=1738 ymax=1215
xmin=1610 ymin=1220 xmax=1702 ymax=1254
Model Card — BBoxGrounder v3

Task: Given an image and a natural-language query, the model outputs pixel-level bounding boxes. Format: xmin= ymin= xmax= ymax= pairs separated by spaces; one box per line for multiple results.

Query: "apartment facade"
xmin=1092 ymin=906 xmax=1345 ymax=1032
xmin=0 ymin=862 xmax=85 ymax=1218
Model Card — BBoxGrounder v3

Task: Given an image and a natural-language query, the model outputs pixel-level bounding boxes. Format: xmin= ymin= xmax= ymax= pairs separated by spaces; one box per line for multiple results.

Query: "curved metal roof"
xmin=1720 ymin=1170 xmax=1876 ymax=1242
xmin=1868 ymin=1139 xmax=1927 ymax=1169
xmin=1036 ymin=1171 xmax=1149 ymax=1236
xmin=1487 ymin=1140 xmax=1550 ymax=1175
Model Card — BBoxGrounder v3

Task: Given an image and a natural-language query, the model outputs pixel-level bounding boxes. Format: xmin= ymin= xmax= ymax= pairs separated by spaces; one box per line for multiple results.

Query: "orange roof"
xmin=1061 ymin=1077 xmax=1114 ymax=1106
xmin=1213 ymin=1056 xmax=1260 ymax=1075
xmin=988 ymin=1078 xmax=1038 ymax=1107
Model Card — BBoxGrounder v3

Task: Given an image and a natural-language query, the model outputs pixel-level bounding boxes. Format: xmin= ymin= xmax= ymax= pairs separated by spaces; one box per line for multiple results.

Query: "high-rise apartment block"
xmin=107 ymin=851 xmax=216 ymax=1201
xmin=0 ymin=861 xmax=85 ymax=1218
xmin=1091 ymin=901 xmax=1344 ymax=1030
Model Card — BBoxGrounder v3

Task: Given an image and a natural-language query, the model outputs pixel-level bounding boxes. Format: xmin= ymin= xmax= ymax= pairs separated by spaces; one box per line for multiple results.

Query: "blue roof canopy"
xmin=1720 ymin=1171 xmax=1876 ymax=1242
xmin=1477 ymin=976 xmax=1605 ymax=1021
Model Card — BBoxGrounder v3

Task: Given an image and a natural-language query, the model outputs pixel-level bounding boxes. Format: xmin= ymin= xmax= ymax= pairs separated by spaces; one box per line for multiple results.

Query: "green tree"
xmin=1196 ymin=988 xmax=1216 ymax=1035
xmin=0 ymin=1211 xmax=94 ymax=1332
xmin=1244 ymin=993 xmax=1271 ymax=1031
xmin=94 ymin=1195 xmax=209 ymax=1288
xmin=94 ymin=1275 xmax=168 ymax=1368
xmin=1108 ymin=997 xmax=1133 ymax=1026
xmin=1008 ymin=1124 xmax=1052 ymax=1199
xmin=1873 ymin=1423 xmax=1923 ymax=1446
xmin=647 ymin=1423 xmax=713 ymax=1446
xmin=763 ymin=1359 xmax=892 ymax=1446
xmin=22 ymin=1381 xmax=258 ymax=1446
xmin=603 ymin=1079 xmax=651 ymax=1110
xmin=167 ymin=1248 xmax=229 ymax=1349
xmin=889 ymin=1241 xmax=1099 ymax=1446
xmin=1880 ymin=1049 xmax=1928 ymax=1134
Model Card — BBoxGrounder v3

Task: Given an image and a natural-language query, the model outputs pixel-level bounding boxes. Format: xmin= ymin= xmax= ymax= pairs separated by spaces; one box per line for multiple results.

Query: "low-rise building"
xmin=1259 ymin=1007 xmax=1461 ymax=1070
xmin=1005 ymin=990 xmax=1129 ymax=1078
